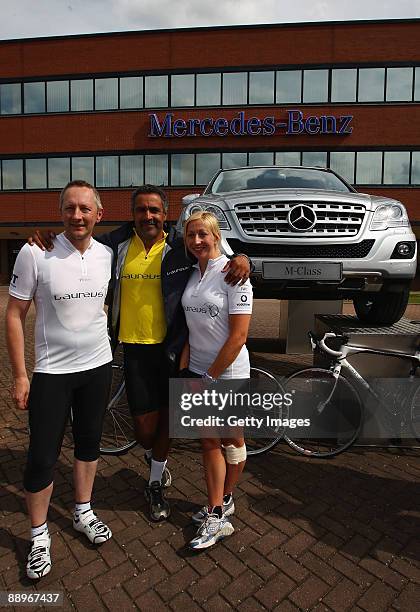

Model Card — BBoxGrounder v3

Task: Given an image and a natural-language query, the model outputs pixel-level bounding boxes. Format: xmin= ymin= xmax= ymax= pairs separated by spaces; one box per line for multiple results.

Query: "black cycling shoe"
xmin=144 ymin=454 xmax=172 ymax=488
xmin=144 ymin=481 xmax=171 ymax=522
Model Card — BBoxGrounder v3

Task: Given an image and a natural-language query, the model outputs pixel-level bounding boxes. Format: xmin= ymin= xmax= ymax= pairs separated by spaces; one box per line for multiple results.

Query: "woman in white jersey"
xmin=180 ymin=211 xmax=253 ymax=550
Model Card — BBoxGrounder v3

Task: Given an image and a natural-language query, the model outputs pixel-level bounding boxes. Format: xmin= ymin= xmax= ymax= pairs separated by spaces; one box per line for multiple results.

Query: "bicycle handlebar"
xmin=308 ymin=331 xmax=348 ymax=359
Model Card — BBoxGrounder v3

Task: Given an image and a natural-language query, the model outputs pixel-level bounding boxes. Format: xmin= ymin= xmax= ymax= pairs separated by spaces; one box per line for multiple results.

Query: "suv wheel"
xmin=353 ymin=288 xmax=410 ymax=325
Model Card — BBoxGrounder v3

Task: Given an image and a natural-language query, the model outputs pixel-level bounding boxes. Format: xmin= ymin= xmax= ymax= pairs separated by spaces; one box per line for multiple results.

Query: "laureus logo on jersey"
xmin=53 ymin=291 xmax=104 ymax=300
xmin=184 ymin=302 xmax=220 ymax=317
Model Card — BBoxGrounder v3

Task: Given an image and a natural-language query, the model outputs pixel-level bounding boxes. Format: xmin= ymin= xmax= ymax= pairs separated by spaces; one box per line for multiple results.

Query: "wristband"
xmin=202 ymin=372 xmax=217 ymax=383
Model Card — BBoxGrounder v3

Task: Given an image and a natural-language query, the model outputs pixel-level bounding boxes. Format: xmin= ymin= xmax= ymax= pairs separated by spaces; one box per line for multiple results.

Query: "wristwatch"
xmin=202 ymin=372 xmax=217 ymax=383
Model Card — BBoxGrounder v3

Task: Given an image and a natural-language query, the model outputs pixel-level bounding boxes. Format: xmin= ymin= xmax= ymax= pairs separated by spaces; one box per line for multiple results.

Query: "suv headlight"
xmin=370 ymin=204 xmax=409 ymax=230
xmin=183 ymin=203 xmax=231 ymax=230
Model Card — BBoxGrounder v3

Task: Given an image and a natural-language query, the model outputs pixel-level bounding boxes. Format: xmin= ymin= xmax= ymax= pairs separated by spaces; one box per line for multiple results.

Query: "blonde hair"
xmin=184 ymin=210 xmax=221 ymax=243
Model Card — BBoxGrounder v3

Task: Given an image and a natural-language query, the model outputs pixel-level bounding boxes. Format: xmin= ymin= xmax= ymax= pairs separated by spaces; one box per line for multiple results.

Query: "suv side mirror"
xmin=182 ymin=193 xmax=201 ymax=207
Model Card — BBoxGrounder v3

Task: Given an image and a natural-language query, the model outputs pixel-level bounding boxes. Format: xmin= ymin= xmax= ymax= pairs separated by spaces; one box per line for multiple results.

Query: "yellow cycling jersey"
xmin=118 ymin=231 xmax=167 ymax=344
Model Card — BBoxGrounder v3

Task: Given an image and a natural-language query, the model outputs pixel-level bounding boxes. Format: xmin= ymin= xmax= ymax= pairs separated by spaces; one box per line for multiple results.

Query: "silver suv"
xmin=179 ymin=166 xmax=417 ymax=325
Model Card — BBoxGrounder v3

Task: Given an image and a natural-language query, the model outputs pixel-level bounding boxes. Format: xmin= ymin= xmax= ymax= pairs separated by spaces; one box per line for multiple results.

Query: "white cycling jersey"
xmin=9 ymin=233 xmax=113 ymax=374
xmin=182 ymin=255 xmax=253 ymax=379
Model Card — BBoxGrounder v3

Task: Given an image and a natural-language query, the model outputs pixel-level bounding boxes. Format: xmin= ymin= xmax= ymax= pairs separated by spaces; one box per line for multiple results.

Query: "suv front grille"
xmin=234 ymin=201 xmax=366 ymax=237
xmin=227 ymin=239 xmax=375 ymax=259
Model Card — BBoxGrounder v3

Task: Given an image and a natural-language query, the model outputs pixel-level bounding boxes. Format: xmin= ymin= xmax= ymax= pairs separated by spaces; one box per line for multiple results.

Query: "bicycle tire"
xmin=282 ymin=368 xmax=363 ymax=458
xmin=245 ymin=366 xmax=284 ymax=457
xmin=409 ymin=381 xmax=420 ymax=442
xmin=100 ymin=364 xmax=137 ymax=455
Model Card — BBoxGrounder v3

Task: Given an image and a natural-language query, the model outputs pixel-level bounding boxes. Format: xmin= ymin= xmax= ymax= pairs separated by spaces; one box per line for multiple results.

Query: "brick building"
xmin=0 ymin=18 xmax=419 ymax=282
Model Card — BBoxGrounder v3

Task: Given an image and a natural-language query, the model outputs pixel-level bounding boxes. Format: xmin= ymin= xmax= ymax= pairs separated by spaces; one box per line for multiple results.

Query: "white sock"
xmin=144 ymin=448 xmax=152 ymax=460
xmin=31 ymin=522 xmax=48 ymax=539
xmin=149 ymin=459 xmax=167 ymax=485
xmin=74 ymin=501 xmax=91 ymax=518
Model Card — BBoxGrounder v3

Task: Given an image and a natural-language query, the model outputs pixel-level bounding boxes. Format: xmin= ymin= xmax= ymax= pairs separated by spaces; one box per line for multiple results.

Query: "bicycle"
xmin=279 ymin=331 xmax=420 ymax=458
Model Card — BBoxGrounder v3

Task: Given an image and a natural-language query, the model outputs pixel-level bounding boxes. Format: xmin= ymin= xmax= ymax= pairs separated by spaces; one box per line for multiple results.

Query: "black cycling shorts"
xmin=123 ymin=343 xmax=169 ymax=416
xmin=24 ymin=362 xmax=112 ymax=493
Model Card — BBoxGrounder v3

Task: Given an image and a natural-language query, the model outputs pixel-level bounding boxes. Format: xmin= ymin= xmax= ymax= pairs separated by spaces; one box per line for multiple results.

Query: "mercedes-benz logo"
xmin=287 ymin=205 xmax=317 ymax=232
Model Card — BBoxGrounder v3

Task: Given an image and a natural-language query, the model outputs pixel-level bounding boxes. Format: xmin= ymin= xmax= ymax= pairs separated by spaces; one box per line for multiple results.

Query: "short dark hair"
xmin=59 ymin=180 xmax=102 ymax=210
xmin=130 ymin=184 xmax=168 ymax=213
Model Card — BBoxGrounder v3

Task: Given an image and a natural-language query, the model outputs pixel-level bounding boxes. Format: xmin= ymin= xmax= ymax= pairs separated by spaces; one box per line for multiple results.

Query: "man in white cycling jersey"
xmin=6 ymin=180 xmax=113 ymax=580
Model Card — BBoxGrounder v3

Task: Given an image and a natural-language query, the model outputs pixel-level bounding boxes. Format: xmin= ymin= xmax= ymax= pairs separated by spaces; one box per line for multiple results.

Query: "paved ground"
xmin=0 ymin=287 xmax=419 ymax=611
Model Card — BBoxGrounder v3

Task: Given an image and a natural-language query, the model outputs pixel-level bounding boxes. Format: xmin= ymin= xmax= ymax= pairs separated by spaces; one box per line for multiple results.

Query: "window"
xmin=171 ymin=74 xmax=195 ymax=107
xmin=120 ymin=77 xmax=143 ymax=109
xmin=196 ymin=153 xmax=221 ymax=185
xmin=145 ymin=76 xmax=168 ymax=108
xmin=48 ymin=158 xmax=70 ymax=188
xmin=249 ymin=71 xmax=274 ymax=104
xmin=276 ymin=70 xmax=301 ymax=103
xmin=120 ymin=155 xmax=143 ymax=187
xmin=331 ymin=69 xmax=357 ymax=102
xmin=302 ymin=151 xmax=327 ymax=167
xmin=96 ymin=156 xmax=118 ymax=187
xmin=24 ymin=82 xmax=45 ymax=113
xmin=223 ymin=73 xmax=247 ymax=105
xmin=71 ymin=80 xmax=93 ymax=111
xmin=383 ymin=151 xmax=410 ymax=184
xmin=386 ymin=67 xmax=413 ymax=102
xmin=248 ymin=152 xmax=274 ymax=166
xmin=275 ymin=151 xmax=301 ymax=166
xmin=415 ymin=68 xmax=420 ymax=102
xmin=412 ymin=152 xmax=420 ymax=183
xmin=95 ymin=78 xmax=118 ymax=110
xmin=171 ymin=154 xmax=194 ymax=185
xmin=303 ymin=70 xmax=328 ymax=103
xmin=2 ymin=160 xmax=23 ymax=189
xmin=358 ymin=68 xmax=385 ymax=102
xmin=26 ymin=159 xmax=47 ymax=189
xmin=330 ymin=152 xmax=355 ymax=184
xmin=196 ymin=73 xmax=221 ymax=106
xmin=145 ymin=154 xmax=168 ymax=185
xmin=0 ymin=83 xmax=21 ymax=114
xmin=72 ymin=157 xmax=94 ymax=184
xmin=47 ymin=81 xmax=69 ymax=112
xmin=356 ymin=152 xmax=382 ymax=183
xmin=222 ymin=152 xmax=247 ymax=169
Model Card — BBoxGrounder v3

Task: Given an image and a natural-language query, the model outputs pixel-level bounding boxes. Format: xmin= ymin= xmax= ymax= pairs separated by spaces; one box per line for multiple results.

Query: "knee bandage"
xmin=223 ymin=444 xmax=247 ymax=464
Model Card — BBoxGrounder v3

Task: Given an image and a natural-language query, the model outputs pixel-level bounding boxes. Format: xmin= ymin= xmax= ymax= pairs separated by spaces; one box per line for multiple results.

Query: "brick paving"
xmin=0 ymin=286 xmax=419 ymax=611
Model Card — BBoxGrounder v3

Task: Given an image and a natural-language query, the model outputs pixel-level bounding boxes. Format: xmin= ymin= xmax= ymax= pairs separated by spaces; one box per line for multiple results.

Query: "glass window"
xmin=171 ymin=154 xmax=194 ymax=185
xmin=303 ymin=70 xmax=328 ymax=103
xmin=2 ymin=159 xmax=23 ymax=189
xmin=48 ymin=158 xmax=70 ymax=188
xmin=276 ymin=70 xmax=301 ymax=103
xmin=196 ymin=153 xmax=221 ymax=184
xmin=302 ymin=151 xmax=328 ymax=167
xmin=72 ymin=157 xmax=94 ymax=184
xmin=145 ymin=154 xmax=168 ymax=185
xmin=331 ymin=69 xmax=357 ymax=102
xmin=95 ymin=78 xmax=118 ymax=110
xmin=249 ymin=71 xmax=274 ymax=104
xmin=120 ymin=155 xmax=143 ymax=187
xmin=275 ymin=151 xmax=301 ymax=166
xmin=25 ymin=158 xmax=47 ymax=189
xmin=415 ymin=68 xmax=420 ymax=101
xmin=222 ymin=152 xmax=247 ymax=169
xmin=0 ymin=83 xmax=21 ymax=114
xmin=24 ymin=82 xmax=45 ymax=113
xmin=358 ymin=68 xmax=385 ymax=102
xmin=383 ymin=151 xmax=410 ymax=184
xmin=411 ymin=152 xmax=420 ymax=184
xmin=145 ymin=76 xmax=168 ymax=108
xmin=223 ymin=73 xmax=247 ymax=105
xmin=196 ymin=73 xmax=221 ymax=106
xmin=47 ymin=81 xmax=69 ymax=112
xmin=120 ymin=77 xmax=143 ymax=109
xmin=356 ymin=152 xmax=382 ymax=184
xmin=96 ymin=156 xmax=118 ymax=187
xmin=329 ymin=152 xmax=355 ymax=184
xmin=386 ymin=67 xmax=413 ymax=102
xmin=71 ymin=80 xmax=93 ymax=111
xmin=248 ymin=152 xmax=274 ymax=166
xmin=171 ymin=74 xmax=194 ymax=107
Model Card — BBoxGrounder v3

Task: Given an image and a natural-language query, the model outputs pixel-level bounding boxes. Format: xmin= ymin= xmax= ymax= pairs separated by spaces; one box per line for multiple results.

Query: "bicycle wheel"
xmin=409 ymin=381 xmax=420 ymax=441
xmin=100 ymin=364 xmax=137 ymax=455
xmin=245 ymin=366 xmax=284 ymax=456
xmin=282 ymin=368 xmax=363 ymax=458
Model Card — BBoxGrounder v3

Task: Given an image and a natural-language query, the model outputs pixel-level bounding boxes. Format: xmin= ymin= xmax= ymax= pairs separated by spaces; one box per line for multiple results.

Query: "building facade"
xmin=0 ymin=19 xmax=419 ymax=282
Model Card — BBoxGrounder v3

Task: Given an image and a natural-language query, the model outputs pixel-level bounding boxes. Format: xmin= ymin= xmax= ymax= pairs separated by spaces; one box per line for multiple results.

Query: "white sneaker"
xmin=27 ymin=531 xmax=51 ymax=580
xmin=192 ymin=496 xmax=235 ymax=525
xmin=189 ymin=514 xmax=234 ymax=550
xmin=73 ymin=509 xmax=112 ymax=544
